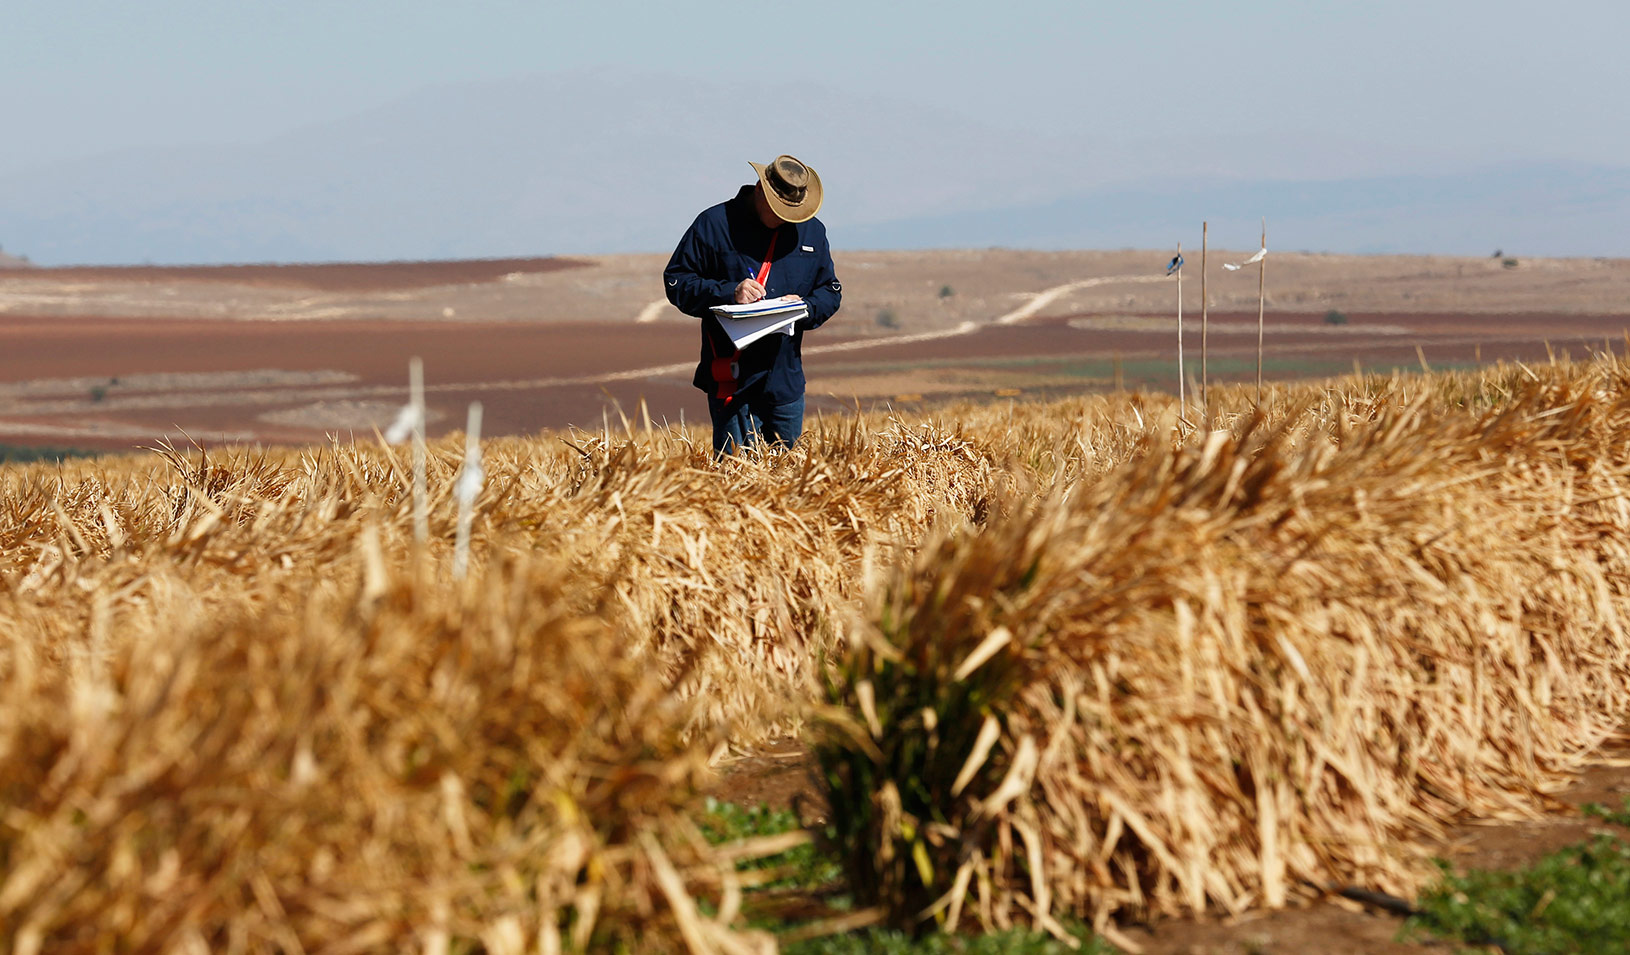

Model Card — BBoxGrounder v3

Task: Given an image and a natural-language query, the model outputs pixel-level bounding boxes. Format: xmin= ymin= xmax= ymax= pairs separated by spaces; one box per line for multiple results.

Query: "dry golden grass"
xmin=0 ymin=512 xmax=763 ymax=952
xmin=2 ymin=353 xmax=1628 ymax=951
xmin=816 ymin=355 xmax=1630 ymax=944
xmin=0 ymin=405 xmax=1017 ymax=952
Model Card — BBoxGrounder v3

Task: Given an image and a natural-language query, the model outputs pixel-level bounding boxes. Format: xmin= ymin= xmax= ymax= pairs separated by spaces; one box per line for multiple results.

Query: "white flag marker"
xmin=383 ymin=402 xmax=419 ymax=445
xmin=1223 ymin=247 xmax=1267 ymax=271
xmin=1232 ymin=219 xmax=1269 ymax=405
xmin=452 ymin=402 xmax=484 ymax=581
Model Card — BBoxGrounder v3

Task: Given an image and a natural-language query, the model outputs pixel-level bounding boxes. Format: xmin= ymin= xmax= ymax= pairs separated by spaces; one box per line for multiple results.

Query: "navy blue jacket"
xmin=663 ymin=185 xmax=842 ymax=403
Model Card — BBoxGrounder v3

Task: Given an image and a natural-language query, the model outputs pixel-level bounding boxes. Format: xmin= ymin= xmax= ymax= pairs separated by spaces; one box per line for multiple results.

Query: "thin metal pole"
xmin=1255 ymin=218 xmax=1267 ymax=408
xmin=1176 ymin=242 xmax=1185 ymax=418
xmin=453 ymin=401 xmax=484 ymax=581
xmin=410 ymin=356 xmax=428 ymax=542
xmin=1201 ymin=221 xmax=1209 ymax=416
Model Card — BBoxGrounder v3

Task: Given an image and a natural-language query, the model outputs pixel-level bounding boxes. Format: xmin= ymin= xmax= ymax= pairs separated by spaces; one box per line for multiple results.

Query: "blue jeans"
xmin=707 ymin=392 xmax=805 ymax=455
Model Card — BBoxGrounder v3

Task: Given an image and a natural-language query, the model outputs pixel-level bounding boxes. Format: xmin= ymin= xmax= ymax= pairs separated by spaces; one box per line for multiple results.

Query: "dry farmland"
xmin=1 ymin=251 xmax=1628 ymax=452
xmin=4 ymin=348 xmax=1630 ymax=952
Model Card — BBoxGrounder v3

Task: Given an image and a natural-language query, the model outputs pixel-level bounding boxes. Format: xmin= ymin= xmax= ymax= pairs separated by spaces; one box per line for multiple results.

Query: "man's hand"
xmin=734 ymin=278 xmax=766 ymax=304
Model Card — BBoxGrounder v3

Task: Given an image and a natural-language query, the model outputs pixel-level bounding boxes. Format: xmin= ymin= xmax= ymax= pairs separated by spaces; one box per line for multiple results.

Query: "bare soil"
xmin=1 ymin=250 xmax=1626 ymax=451
xmin=3 ymin=250 xmax=1626 ymax=327
xmin=0 ymin=256 xmax=587 ymax=292
xmin=4 ymin=307 xmax=1624 ymax=452
xmin=0 ymin=316 xmax=703 ymax=449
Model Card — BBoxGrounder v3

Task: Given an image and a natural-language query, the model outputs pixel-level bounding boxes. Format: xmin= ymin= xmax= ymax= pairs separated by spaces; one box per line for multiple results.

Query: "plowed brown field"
xmin=2 ymin=252 xmax=1627 ymax=451
xmin=0 ymin=256 xmax=588 ymax=291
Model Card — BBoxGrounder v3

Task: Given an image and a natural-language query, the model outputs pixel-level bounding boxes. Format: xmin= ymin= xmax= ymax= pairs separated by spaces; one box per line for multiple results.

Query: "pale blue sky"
xmin=5 ymin=0 xmax=1627 ymax=177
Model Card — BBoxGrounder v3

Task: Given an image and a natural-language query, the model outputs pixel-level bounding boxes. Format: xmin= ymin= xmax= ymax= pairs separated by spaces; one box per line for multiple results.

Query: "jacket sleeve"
xmin=799 ymin=230 xmax=842 ymax=331
xmin=664 ymin=215 xmax=737 ymax=318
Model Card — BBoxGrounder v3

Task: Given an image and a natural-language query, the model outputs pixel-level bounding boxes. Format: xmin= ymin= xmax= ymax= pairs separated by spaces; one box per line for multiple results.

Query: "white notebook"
xmin=709 ymin=299 xmax=808 ymax=349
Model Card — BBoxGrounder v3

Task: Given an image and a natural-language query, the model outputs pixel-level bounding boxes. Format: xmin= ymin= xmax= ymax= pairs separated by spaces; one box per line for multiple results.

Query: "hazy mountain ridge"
xmin=842 ymin=162 xmax=1630 ymax=258
xmin=1 ymin=71 xmax=1624 ymax=265
xmin=0 ymin=72 xmax=1089 ymax=265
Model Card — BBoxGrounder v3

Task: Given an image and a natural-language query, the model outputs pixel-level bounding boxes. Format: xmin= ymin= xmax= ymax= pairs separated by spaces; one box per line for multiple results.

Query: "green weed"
xmin=1582 ymin=797 xmax=1630 ymax=828
xmin=0 ymin=443 xmax=103 ymax=464
xmin=785 ymin=925 xmax=1114 ymax=954
xmin=1409 ymin=835 xmax=1630 ymax=953
xmin=699 ymin=800 xmax=1117 ymax=952
xmin=700 ymin=798 xmax=842 ymax=892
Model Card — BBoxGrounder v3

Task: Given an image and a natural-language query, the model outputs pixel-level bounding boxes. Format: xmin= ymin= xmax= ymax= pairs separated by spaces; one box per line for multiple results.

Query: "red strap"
xmin=710 ymin=351 xmax=739 ymax=400
xmin=713 ymin=230 xmax=780 ymax=404
xmin=755 ymin=230 xmax=778 ymax=286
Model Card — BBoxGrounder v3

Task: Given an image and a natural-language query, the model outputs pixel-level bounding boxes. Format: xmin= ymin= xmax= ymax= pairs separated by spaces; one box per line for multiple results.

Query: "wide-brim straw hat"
xmin=749 ymin=155 xmax=823 ymax=223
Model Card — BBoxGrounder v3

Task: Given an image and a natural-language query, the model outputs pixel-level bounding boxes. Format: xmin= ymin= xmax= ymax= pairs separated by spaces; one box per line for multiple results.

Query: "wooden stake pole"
xmin=453 ymin=401 xmax=484 ymax=581
xmin=1175 ymin=242 xmax=1185 ymax=418
xmin=1255 ymin=217 xmax=1267 ymax=408
xmin=1201 ymin=221 xmax=1209 ymax=417
xmin=410 ymin=356 xmax=428 ymax=542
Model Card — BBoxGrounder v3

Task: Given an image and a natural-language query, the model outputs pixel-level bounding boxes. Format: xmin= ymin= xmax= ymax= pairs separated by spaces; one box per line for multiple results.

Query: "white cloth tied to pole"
xmin=383 ymin=402 xmax=421 ymax=444
xmin=1223 ymin=247 xmax=1267 ymax=271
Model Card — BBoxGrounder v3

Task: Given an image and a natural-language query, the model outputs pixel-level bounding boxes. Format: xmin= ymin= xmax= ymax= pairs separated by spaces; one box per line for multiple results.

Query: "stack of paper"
xmin=709 ymin=299 xmax=808 ymax=349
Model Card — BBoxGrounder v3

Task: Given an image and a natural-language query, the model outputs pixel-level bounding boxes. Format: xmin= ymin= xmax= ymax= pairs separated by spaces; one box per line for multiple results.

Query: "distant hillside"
xmin=842 ymin=162 xmax=1630 ymax=259
xmin=0 ymin=70 xmax=1626 ymax=264
xmin=0 ymin=71 xmax=1083 ymax=266
xmin=0 ymin=248 xmax=32 ymax=268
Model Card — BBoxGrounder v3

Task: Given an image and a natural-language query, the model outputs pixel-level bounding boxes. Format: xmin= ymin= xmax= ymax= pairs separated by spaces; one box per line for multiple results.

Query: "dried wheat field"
xmin=3 ymin=353 xmax=1630 ymax=953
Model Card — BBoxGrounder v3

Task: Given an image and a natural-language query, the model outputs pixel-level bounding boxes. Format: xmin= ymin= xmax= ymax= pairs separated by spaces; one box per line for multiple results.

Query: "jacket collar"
xmin=731 ymin=184 xmax=790 ymax=237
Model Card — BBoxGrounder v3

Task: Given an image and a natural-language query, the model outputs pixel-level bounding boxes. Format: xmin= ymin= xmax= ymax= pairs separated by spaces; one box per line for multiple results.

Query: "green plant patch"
xmin=700 ymin=798 xmax=804 ymax=842
xmin=699 ymin=798 xmax=843 ymax=892
xmin=0 ymin=444 xmax=103 ymax=464
xmin=1408 ymin=834 xmax=1630 ymax=953
xmin=696 ymin=800 xmax=1117 ymax=952
xmin=1582 ymin=797 xmax=1630 ymax=829
xmin=785 ymin=925 xmax=1115 ymax=954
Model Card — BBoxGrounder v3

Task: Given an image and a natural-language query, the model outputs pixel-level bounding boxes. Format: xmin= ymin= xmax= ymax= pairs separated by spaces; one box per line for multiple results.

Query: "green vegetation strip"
xmin=1409 ymin=805 xmax=1630 ymax=954
xmin=705 ymin=795 xmax=1630 ymax=953
xmin=700 ymin=799 xmax=1113 ymax=952
xmin=785 ymin=927 xmax=1113 ymax=954
xmin=700 ymin=799 xmax=841 ymax=893
xmin=0 ymin=443 xmax=103 ymax=464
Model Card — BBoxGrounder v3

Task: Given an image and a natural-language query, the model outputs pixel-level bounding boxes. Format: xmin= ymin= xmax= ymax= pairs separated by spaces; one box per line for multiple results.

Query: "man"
xmin=663 ymin=155 xmax=842 ymax=455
